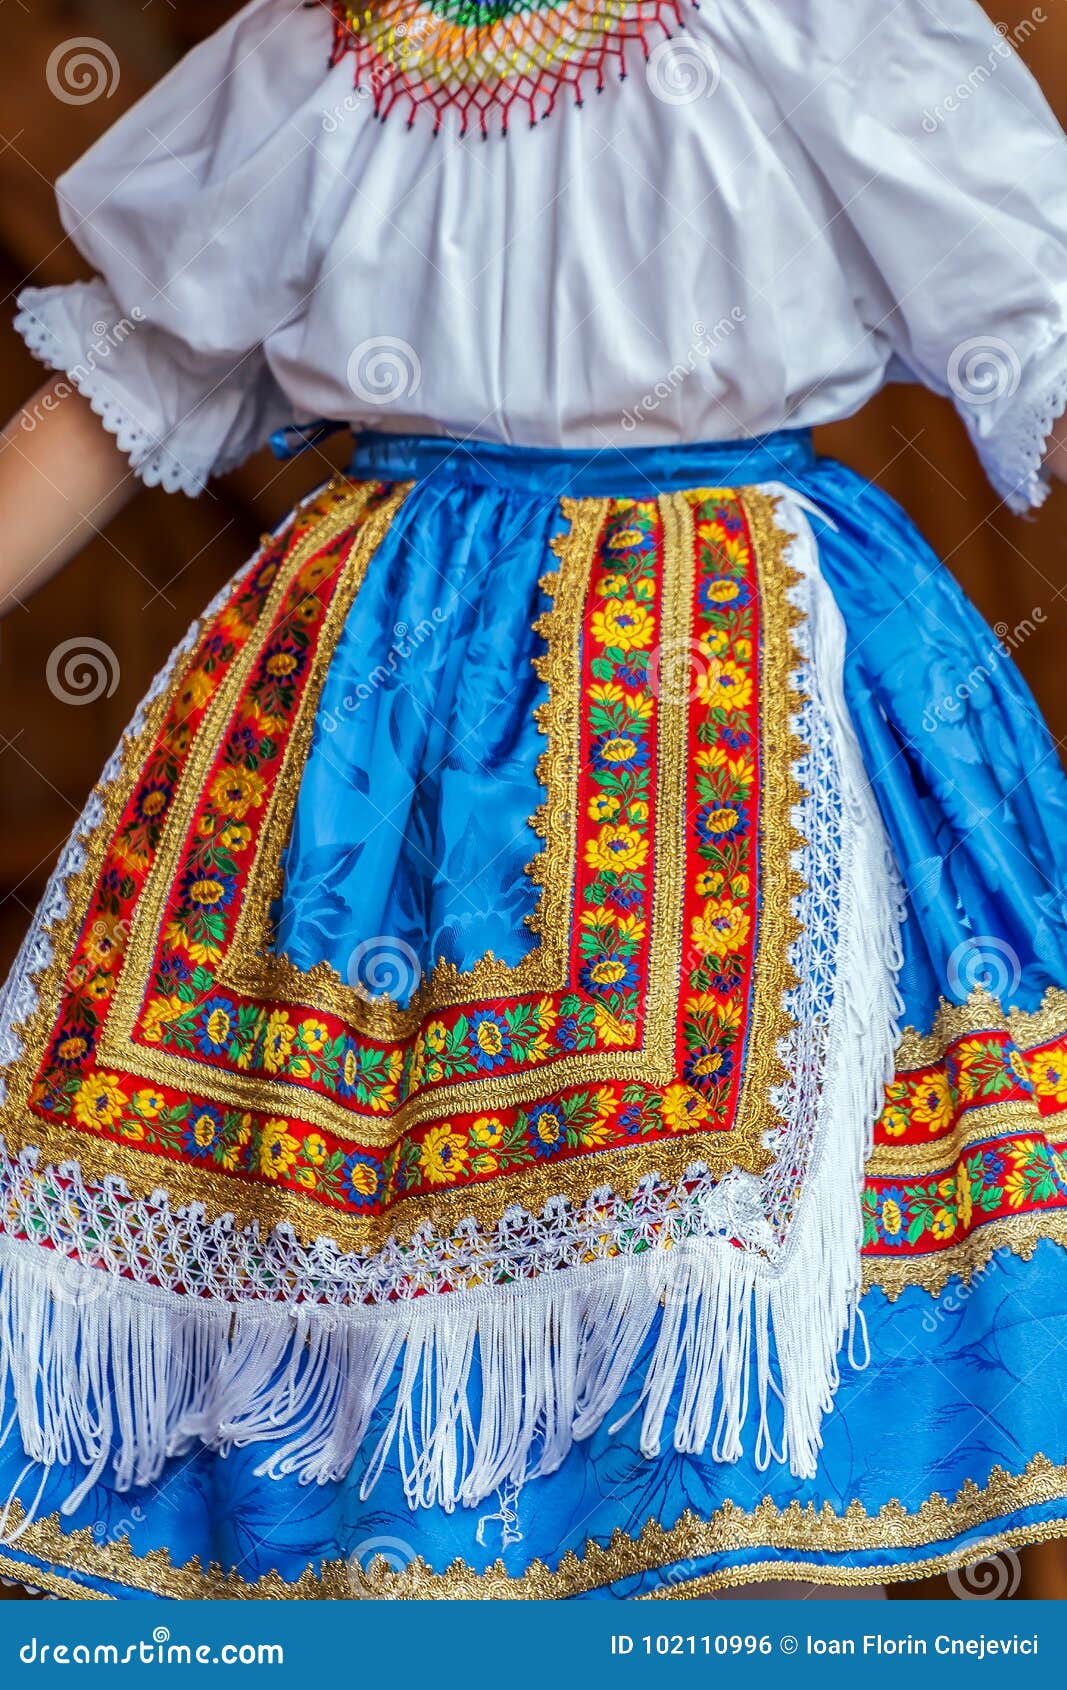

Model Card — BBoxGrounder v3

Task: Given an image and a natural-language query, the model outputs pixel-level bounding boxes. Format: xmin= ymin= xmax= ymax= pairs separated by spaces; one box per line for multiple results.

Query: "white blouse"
xmin=14 ymin=0 xmax=1067 ymax=510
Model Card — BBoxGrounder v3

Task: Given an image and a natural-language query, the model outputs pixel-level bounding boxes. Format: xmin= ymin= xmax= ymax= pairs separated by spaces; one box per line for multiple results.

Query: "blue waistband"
xmin=345 ymin=428 xmax=816 ymax=494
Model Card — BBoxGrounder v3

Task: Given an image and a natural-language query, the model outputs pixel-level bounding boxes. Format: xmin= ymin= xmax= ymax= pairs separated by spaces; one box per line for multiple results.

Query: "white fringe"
xmin=0 ymin=489 xmax=906 ymax=1522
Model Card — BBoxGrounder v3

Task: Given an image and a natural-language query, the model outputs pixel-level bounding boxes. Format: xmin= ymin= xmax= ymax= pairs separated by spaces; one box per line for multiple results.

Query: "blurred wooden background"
xmin=0 ymin=0 xmax=1065 ymax=1600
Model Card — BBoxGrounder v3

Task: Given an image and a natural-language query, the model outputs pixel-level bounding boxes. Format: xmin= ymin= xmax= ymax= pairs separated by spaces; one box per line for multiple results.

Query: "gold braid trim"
xmin=3 ymin=1454 xmax=1065 ymax=1600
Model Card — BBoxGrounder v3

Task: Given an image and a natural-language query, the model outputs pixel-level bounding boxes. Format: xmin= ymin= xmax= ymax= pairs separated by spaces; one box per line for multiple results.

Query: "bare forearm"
xmin=0 ymin=377 xmax=140 ymax=617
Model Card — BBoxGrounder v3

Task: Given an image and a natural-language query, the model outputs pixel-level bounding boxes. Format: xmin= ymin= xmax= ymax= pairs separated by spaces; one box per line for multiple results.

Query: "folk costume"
xmin=4 ymin=0 xmax=1067 ymax=1599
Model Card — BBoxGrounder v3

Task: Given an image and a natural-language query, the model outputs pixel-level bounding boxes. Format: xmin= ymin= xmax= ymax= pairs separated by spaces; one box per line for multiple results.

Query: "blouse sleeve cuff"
xmin=961 ymin=343 xmax=1067 ymax=515
xmin=13 ymin=281 xmax=285 ymax=496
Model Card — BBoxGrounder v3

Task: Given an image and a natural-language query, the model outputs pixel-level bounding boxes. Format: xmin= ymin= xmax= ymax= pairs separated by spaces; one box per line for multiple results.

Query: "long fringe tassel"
xmin=762 ymin=489 xmax=906 ymax=1481
xmin=0 ymin=495 xmax=905 ymax=1524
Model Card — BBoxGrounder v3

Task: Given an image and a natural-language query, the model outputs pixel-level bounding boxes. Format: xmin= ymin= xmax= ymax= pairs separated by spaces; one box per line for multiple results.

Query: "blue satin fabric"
xmin=6 ymin=429 xmax=1067 ymax=1597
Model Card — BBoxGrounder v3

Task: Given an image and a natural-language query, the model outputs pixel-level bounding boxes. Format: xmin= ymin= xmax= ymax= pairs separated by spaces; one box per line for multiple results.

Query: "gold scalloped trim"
xmin=3 ymin=1454 xmax=1065 ymax=1599
xmin=863 ymin=1209 xmax=1067 ymax=1300
xmin=894 ymin=986 xmax=1067 ymax=1070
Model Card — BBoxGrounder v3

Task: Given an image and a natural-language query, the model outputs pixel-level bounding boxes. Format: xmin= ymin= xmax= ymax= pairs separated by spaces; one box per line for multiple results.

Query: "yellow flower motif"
xmin=209 ymin=765 xmax=266 ymax=819
xmin=695 ymin=744 xmax=728 ymax=771
xmin=534 ymin=998 xmax=557 ymax=1031
xmin=258 ymin=1120 xmax=300 ymax=1181
xmin=734 ymin=636 xmax=753 ymax=663
xmin=694 ymin=870 xmax=724 ymax=898
xmin=730 ymin=873 xmax=750 ymax=898
xmin=587 ymin=793 xmax=620 ymax=822
xmin=627 ymin=696 xmax=654 ymax=722
xmin=1004 ymin=1166 xmax=1033 ymax=1209
xmin=1032 ymin=1055 xmax=1067 ymax=1105
xmin=628 ymin=799 xmax=649 ymax=822
xmin=589 ymin=682 xmax=626 ymax=704
xmin=632 ymin=576 xmax=655 ymax=601
xmin=607 ymin=527 xmax=645 ymax=550
xmin=955 ymin=1169 xmax=974 ymax=1234
xmin=182 ymin=936 xmax=224 ymax=967
xmin=84 ymin=915 xmax=125 ymax=971
xmin=929 ymin=1207 xmax=956 ymax=1241
xmin=696 ymin=660 xmax=752 ymax=713
xmin=1007 ymin=1048 xmax=1030 ymax=1087
xmin=704 ymin=577 xmax=741 ymax=603
xmin=300 ymin=1019 xmax=330 ymax=1054
xmin=590 ymin=600 xmax=654 ymax=652
xmin=597 ymin=736 xmax=640 ymax=766
xmin=661 ymin=1083 xmax=711 ymax=1132
xmin=614 ymin=913 xmax=647 ymax=944
xmin=597 ymin=574 xmax=629 ymax=597
xmin=348 ymin=1160 xmax=378 ymax=1198
xmin=470 ymin=1116 xmax=505 ymax=1150
xmin=691 ymin=899 xmax=750 ymax=956
xmin=881 ymin=1105 xmax=909 ymax=1139
xmin=174 ymin=669 xmax=215 ymax=720
xmin=584 ymin=825 xmax=649 ymax=874
xmin=220 ymin=823 xmax=252 ymax=852
xmin=420 ymin=1125 xmax=468 ymax=1187
xmin=303 ymin=1133 xmax=328 ymax=1166
xmin=191 ymin=1112 xmax=220 ymax=1149
xmin=140 ymin=994 xmax=187 ymax=1044
xmin=587 ymin=958 xmax=630 ymax=987
xmin=119 ymin=1117 xmax=145 ymax=1143
xmin=593 ymin=1006 xmax=637 ymax=1047
xmin=911 ymin=1072 xmax=954 ymax=1135
xmin=265 ymin=651 xmax=298 ymax=678
xmin=477 ymin=1020 xmax=505 ymax=1058
xmin=132 ymin=1087 xmax=166 ymax=1120
xmin=55 ymin=1033 xmax=89 ymax=1064
xmin=205 ymin=1004 xmax=232 ymax=1048
xmin=289 ymin=1056 xmax=312 ymax=1079
xmin=531 ymin=1110 xmax=564 ymax=1151
xmin=294 ymin=1168 xmax=317 ymax=1190
xmin=220 ymin=1114 xmax=253 ymax=1172
xmin=73 ymin=1072 xmax=128 ymax=1132
xmin=576 ymin=1116 xmax=615 ymax=1147
xmin=703 ymin=805 xmax=741 ymax=836
xmin=728 ymin=752 xmax=755 ymax=788
xmin=424 ymin=1021 xmax=447 ymax=1055
xmin=263 ymin=1010 xmax=296 ymax=1073
xmin=880 ymin=1198 xmax=903 ymax=1236
xmin=697 ymin=632 xmax=730 ymax=671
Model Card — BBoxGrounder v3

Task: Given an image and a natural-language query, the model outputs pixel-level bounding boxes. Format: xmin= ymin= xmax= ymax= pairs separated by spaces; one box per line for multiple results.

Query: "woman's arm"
xmin=0 ymin=376 xmax=138 ymax=618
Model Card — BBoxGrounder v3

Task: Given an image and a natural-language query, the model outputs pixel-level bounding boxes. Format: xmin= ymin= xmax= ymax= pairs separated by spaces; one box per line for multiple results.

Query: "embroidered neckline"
xmin=323 ymin=0 xmax=687 ymax=136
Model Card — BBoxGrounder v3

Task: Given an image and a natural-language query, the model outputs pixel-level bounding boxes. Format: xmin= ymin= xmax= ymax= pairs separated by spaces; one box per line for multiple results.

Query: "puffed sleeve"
xmin=722 ymin=0 xmax=1067 ymax=511
xmin=13 ymin=0 xmax=334 ymax=494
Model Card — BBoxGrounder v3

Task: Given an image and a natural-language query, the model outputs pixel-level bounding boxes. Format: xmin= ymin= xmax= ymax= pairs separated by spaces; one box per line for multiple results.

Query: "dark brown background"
xmin=0 ymin=0 xmax=1065 ymax=1599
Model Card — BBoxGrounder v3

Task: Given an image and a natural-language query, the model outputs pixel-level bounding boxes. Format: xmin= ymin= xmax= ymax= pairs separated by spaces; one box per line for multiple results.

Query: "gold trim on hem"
xmin=3 ymin=1454 xmax=1065 ymax=1600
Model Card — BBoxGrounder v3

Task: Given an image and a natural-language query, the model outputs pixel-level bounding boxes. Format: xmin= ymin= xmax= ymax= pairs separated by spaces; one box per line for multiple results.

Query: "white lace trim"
xmin=966 ymin=352 xmax=1067 ymax=514
xmin=12 ymin=284 xmax=248 ymax=498
xmin=0 ymin=486 xmax=904 ymax=1512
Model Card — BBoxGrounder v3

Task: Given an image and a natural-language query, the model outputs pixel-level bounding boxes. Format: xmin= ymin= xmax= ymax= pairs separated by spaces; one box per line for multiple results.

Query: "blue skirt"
xmin=1 ymin=429 xmax=1066 ymax=1599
